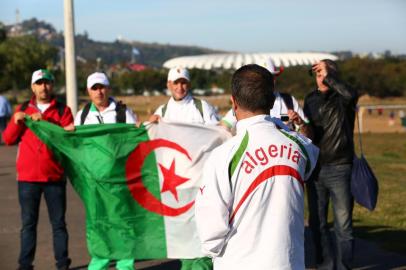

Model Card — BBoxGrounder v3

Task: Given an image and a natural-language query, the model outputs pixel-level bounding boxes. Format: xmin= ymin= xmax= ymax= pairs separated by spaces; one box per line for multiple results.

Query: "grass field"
xmin=351 ymin=132 xmax=406 ymax=254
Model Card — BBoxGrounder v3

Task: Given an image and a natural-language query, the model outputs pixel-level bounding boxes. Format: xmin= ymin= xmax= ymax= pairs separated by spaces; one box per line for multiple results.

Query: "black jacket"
xmin=304 ymin=75 xmax=358 ymax=165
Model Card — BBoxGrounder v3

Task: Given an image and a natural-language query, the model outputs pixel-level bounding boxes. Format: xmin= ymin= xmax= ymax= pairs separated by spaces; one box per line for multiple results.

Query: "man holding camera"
xmin=304 ymin=60 xmax=358 ymax=270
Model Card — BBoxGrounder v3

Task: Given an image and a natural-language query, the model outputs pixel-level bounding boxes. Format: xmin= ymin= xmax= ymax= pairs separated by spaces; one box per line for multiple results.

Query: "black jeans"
xmin=308 ymin=164 xmax=354 ymax=270
xmin=0 ymin=116 xmax=8 ymax=144
xmin=18 ymin=181 xmax=71 ymax=270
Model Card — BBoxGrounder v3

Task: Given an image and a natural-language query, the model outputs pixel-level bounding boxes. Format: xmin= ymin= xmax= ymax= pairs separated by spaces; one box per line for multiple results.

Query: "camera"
xmin=280 ymin=115 xmax=290 ymax=122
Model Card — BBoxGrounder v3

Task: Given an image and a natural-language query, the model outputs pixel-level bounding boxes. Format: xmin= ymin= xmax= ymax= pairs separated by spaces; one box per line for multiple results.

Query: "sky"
xmin=1 ymin=0 xmax=406 ymax=55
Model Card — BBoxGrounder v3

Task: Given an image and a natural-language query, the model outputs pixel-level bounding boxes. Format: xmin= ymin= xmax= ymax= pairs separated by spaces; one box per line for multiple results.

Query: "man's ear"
xmin=230 ymin=96 xmax=237 ymax=112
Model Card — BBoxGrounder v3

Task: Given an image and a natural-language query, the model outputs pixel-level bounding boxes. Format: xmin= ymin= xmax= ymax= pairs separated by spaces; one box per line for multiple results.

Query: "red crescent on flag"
xmin=125 ymin=139 xmax=194 ymax=216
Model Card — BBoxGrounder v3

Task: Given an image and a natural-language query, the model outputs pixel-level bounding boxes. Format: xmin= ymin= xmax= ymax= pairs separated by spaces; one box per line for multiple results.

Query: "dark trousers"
xmin=18 ymin=181 xmax=71 ymax=270
xmin=307 ymin=164 xmax=354 ymax=270
xmin=0 ymin=116 xmax=7 ymax=131
xmin=0 ymin=116 xmax=8 ymax=144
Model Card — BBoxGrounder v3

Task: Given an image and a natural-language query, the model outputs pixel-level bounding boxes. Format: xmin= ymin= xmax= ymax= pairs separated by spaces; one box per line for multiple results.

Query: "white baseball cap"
xmin=167 ymin=67 xmax=190 ymax=82
xmin=87 ymin=72 xmax=110 ymax=89
xmin=31 ymin=69 xmax=54 ymax=84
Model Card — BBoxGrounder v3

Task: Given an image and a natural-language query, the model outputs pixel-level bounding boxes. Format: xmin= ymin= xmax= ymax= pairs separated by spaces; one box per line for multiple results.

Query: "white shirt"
xmin=36 ymin=103 xmax=51 ymax=113
xmin=221 ymin=92 xmax=308 ymax=129
xmin=195 ymin=115 xmax=319 ymax=270
xmin=154 ymin=94 xmax=219 ymax=125
xmin=74 ymin=99 xmax=137 ymax=125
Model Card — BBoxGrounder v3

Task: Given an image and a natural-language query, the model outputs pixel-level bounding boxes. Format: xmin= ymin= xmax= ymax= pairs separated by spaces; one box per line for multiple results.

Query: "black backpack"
xmin=80 ymin=101 xmax=127 ymax=125
xmin=161 ymin=97 xmax=204 ymax=118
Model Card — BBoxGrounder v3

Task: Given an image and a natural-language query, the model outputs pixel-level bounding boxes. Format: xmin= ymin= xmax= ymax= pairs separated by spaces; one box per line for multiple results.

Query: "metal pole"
xmin=359 ymin=107 xmax=363 ymax=134
xmin=63 ymin=0 xmax=78 ymax=115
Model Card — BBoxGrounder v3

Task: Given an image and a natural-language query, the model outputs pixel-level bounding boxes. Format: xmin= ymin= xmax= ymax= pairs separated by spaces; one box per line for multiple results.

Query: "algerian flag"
xmin=25 ymin=118 xmax=230 ymax=260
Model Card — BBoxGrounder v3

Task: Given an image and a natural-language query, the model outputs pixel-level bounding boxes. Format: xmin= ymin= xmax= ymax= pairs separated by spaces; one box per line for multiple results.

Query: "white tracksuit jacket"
xmin=195 ymin=115 xmax=319 ymax=270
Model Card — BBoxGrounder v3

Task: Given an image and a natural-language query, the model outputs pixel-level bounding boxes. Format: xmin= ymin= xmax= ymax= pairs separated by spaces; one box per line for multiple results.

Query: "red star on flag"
xmin=159 ymin=159 xmax=189 ymax=202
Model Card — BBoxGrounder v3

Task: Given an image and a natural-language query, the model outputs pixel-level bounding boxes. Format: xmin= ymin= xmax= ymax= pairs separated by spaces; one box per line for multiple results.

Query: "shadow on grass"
xmin=305 ymin=224 xmax=406 ymax=270
xmin=354 ymin=225 xmax=406 ymax=255
xmin=352 ymin=225 xmax=406 ymax=269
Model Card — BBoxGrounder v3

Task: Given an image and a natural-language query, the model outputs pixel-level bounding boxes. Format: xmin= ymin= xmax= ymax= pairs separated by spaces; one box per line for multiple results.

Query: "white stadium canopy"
xmin=163 ymin=52 xmax=338 ymax=70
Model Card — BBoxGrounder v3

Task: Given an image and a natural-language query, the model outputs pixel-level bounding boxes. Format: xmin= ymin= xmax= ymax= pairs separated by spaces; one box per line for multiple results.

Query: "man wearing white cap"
xmin=148 ymin=67 xmax=219 ymax=124
xmin=221 ymin=59 xmax=312 ymax=138
xmin=3 ymin=69 xmax=73 ymax=270
xmin=74 ymin=72 xmax=137 ymax=126
xmin=74 ymin=72 xmax=137 ymax=270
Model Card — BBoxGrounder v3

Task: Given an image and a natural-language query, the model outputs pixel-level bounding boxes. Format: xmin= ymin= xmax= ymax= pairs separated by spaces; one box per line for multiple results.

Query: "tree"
xmin=340 ymin=58 xmax=406 ymax=97
xmin=0 ymin=35 xmax=58 ymax=91
xmin=0 ymin=22 xmax=6 ymax=42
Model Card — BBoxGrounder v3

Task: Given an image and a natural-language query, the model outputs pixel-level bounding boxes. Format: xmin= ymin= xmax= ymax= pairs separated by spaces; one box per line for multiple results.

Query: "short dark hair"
xmin=231 ymin=64 xmax=275 ymax=113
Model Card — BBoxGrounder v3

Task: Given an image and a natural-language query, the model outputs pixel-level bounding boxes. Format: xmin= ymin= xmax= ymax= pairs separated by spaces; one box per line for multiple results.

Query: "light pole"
xmin=96 ymin=57 xmax=101 ymax=71
xmin=64 ymin=0 xmax=78 ymax=115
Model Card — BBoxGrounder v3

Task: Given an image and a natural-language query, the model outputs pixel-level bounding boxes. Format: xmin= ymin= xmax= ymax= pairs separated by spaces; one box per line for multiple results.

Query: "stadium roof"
xmin=163 ymin=52 xmax=338 ymax=70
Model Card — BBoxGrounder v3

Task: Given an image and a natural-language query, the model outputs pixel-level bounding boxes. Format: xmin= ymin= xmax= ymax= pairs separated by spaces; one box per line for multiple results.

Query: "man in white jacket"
xmin=195 ymin=64 xmax=319 ymax=270
xmin=74 ymin=72 xmax=137 ymax=270
xmin=148 ymin=68 xmax=219 ymax=269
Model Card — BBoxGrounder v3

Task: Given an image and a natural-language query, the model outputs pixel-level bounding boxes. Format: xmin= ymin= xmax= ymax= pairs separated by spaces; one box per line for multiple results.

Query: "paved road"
xmin=1 ymin=145 xmax=406 ymax=270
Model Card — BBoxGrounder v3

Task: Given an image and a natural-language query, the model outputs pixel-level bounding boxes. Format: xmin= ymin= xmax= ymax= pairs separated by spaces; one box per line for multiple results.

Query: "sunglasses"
xmin=90 ymin=84 xmax=107 ymax=90
xmin=35 ymin=79 xmax=52 ymax=85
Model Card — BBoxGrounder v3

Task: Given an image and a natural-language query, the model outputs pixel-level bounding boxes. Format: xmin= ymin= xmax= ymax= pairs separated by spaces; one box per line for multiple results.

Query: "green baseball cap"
xmin=31 ymin=69 xmax=54 ymax=84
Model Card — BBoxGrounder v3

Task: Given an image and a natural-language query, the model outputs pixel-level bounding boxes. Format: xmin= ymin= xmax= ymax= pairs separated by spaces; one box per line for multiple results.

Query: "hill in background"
xmin=4 ymin=18 xmax=224 ymax=67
